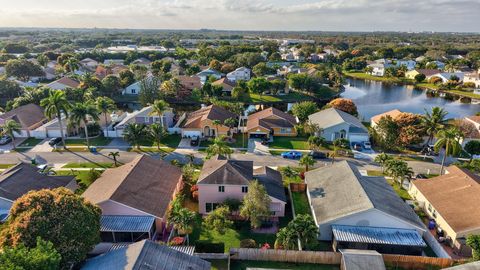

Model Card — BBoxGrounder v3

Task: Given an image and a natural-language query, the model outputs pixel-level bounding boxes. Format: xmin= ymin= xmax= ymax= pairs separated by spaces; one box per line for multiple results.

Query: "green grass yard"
xmin=137 ymin=134 xmax=181 ymax=148
xmin=291 ymin=192 xmax=312 ymax=216
xmin=65 ymin=137 xmax=112 ymax=146
xmin=18 ymin=138 xmax=43 ymax=147
xmin=55 ymin=169 xmax=104 ymax=193
xmin=269 ymin=136 xmax=310 ymax=150
xmin=62 ymin=162 xmax=114 ymax=169
xmin=0 ymin=164 xmax=15 ymax=169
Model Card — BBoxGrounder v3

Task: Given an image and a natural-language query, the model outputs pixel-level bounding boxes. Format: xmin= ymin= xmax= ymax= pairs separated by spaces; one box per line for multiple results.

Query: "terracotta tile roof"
xmin=0 ymin=163 xmax=75 ymax=201
xmin=82 ymin=155 xmax=182 ymax=218
xmin=0 ymin=103 xmax=46 ymax=129
xmin=182 ymin=105 xmax=237 ymax=129
xmin=371 ymin=109 xmax=403 ymax=124
xmin=247 ymin=107 xmax=297 ymax=132
xmin=412 ymin=166 xmax=480 ymax=233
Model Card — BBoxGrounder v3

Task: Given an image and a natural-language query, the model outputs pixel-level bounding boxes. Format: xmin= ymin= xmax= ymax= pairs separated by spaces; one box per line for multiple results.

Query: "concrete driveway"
xmin=0 ymin=138 xmax=26 ymax=152
xmin=29 ymin=139 xmax=53 ymax=153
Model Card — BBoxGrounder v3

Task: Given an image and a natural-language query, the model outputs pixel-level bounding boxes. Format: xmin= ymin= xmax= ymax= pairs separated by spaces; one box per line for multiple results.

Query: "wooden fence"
xmin=230 ymin=248 xmax=341 ymax=265
xmin=383 ymin=254 xmax=453 ymax=270
xmin=290 ymin=183 xmax=306 ymax=192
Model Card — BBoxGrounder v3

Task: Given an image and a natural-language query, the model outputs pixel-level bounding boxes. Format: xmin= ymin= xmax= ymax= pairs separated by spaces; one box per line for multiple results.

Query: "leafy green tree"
xmin=0 ymin=188 xmax=101 ymax=268
xmin=247 ymin=77 xmax=271 ymax=97
xmin=0 ymin=78 xmax=22 ymax=99
xmin=160 ymin=78 xmax=181 ymax=97
xmin=434 ymin=127 xmax=463 ymax=175
xmin=123 ymin=123 xmax=147 ymax=149
xmin=467 ymin=235 xmax=480 ymax=260
xmin=167 ymin=197 xmax=196 ymax=242
xmin=204 ymin=205 xmax=233 ymax=235
xmin=414 ymin=73 xmax=426 ymax=83
xmin=101 ymin=75 xmax=122 ymax=97
xmin=275 ymin=226 xmax=297 ymax=250
xmin=288 ymin=73 xmax=319 ymax=93
xmin=206 ymin=136 xmax=233 ymax=159
xmin=148 ymin=123 xmax=167 ymax=151
xmin=69 ymin=102 xmax=99 ymax=149
xmin=37 ymin=54 xmax=50 ymax=67
xmin=299 ymin=155 xmax=316 ymax=172
xmin=252 ymin=62 xmax=274 ymax=77
xmin=375 ymin=115 xmax=400 ymax=151
xmin=139 ymin=76 xmax=161 ymax=106
xmin=291 ymin=214 xmax=318 ymax=250
xmin=0 ymin=237 xmax=61 ymax=270
xmin=239 ymin=181 xmax=271 ymax=229
xmin=5 ymin=59 xmax=44 ymax=81
xmin=64 ymin=57 xmax=79 ymax=73
xmin=308 ymin=135 xmax=325 ymax=150
xmin=41 ymin=90 xmax=72 ymax=149
xmin=465 ymin=140 xmax=480 ymax=161
xmin=0 ymin=120 xmax=21 ymax=149
xmin=384 ymin=159 xmax=414 ymax=186
xmin=95 ymin=97 xmax=116 ymax=138
xmin=422 ymin=107 xmax=448 ymax=146
xmin=119 ymin=69 xmax=136 ymax=88
xmin=291 ymin=101 xmax=318 ymax=122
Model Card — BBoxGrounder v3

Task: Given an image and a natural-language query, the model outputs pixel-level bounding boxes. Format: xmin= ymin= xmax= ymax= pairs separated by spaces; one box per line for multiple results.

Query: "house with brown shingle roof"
xmin=82 ymin=155 xmax=183 ymax=237
xmin=197 ymin=155 xmax=286 ymax=217
xmin=181 ymin=105 xmax=237 ymax=138
xmin=212 ymin=77 xmax=236 ymax=94
xmin=0 ymin=103 xmax=48 ymax=137
xmin=246 ymin=107 xmax=298 ymax=139
xmin=409 ymin=165 xmax=480 ymax=256
xmin=176 ymin=76 xmax=202 ymax=98
xmin=46 ymin=76 xmax=80 ymax=90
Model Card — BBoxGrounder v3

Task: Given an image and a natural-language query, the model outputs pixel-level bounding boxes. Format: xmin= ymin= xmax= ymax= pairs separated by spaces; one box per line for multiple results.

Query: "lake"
xmin=342 ymin=78 xmax=480 ymax=121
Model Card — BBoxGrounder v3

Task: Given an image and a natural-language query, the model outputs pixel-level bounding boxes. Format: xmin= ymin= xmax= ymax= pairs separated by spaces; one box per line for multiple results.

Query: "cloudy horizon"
xmin=0 ymin=0 xmax=479 ymax=33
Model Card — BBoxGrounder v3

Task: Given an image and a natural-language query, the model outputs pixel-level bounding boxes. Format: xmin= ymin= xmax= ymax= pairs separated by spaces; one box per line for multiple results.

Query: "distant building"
xmin=46 ymin=77 xmax=80 ymax=90
xmin=464 ymin=69 xmax=480 ymax=88
xmin=226 ymin=67 xmax=251 ymax=82
xmin=122 ymin=75 xmax=159 ymax=95
xmin=405 ymin=69 xmax=440 ymax=80
xmin=196 ymin=68 xmax=223 ymax=84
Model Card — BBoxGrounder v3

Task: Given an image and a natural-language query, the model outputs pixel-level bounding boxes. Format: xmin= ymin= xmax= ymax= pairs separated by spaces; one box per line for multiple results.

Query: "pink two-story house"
xmin=197 ymin=155 xmax=286 ymax=218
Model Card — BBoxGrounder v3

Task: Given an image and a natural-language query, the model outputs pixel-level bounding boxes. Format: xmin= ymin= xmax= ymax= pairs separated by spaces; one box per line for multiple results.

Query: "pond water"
xmin=342 ymin=78 xmax=480 ymax=121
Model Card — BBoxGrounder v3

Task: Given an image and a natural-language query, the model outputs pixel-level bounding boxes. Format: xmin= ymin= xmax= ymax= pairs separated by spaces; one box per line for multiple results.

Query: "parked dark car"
xmin=261 ymin=138 xmax=269 ymax=145
xmin=421 ymin=145 xmax=437 ymax=156
xmin=281 ymin=151 xmax=303 ymax=159
xmin=190 ymin=136 xmax=199 ymax=146
xmin=415 ymin=174 xmax=428 ymax=179
xmin=308 ymin=150 xmax=327 ymax=159
xmin=48 ymin=137 xmax=62 ymax=147
xmin=0 ymin=135 xmax=12 ymax=145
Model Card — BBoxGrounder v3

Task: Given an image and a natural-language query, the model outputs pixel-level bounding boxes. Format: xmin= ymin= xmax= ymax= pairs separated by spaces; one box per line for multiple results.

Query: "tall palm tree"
xmin=434 ymin=127 xmax=463 ymax=175
xmin=422 ymin=107 xmax=448 ymax=146
xmin=384 ymin=159 xmax=414 ymax=186
xmin=212 ymin=119 xmax=221 ymax=138
xmin=123 ymin=123 xmax=147 ymax=150
xmin=1 ymin=120 xmax=21 ymax=149
xmin=299 ymin=155 xmax=316 ymax=172
xmin=206 ymin=136 xmax=233 ymax=159
xmin=148 ymin=123 xmax=166 ymax=151
xmin=374 ymin=153 xmax=393 ymax=173
xmin=96 ymin=97 xmax=116 ymax=137
xmin=69 ymin=102 xmax=99 ymax=149
xmin=149 ymin=99 xmax=170 ymax=129
xmin=108 ymin=151 xmax=120 ymax=167
xmin=41 ymin=90 xmax=72 ymax=149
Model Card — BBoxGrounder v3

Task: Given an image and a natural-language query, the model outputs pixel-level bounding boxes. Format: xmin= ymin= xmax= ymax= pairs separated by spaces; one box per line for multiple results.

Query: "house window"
xmin=205 ymin=203 xmax=220 ymax=213
xmin=242 ymin=186 xmax=248 ymax=193
xmin=218 ymin=186 xmax=225 ymax=192
xmin=280 ymin=128 xmax=292 ymax=134
xmin=428 ymin=203 xmax=432 ymax=212
xmin=131 ymin=89 xmax=136 ymax=94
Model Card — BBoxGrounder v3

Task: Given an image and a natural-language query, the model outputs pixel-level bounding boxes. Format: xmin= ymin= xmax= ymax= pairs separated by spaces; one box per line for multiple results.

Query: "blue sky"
xmin=0 ymin=0 xmax=479 ymax=32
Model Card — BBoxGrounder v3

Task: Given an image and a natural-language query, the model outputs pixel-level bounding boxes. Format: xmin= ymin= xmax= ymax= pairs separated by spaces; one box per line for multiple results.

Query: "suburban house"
xmin=95 ymin=64 xmax=129 ymax=79
xmin=427 ymin=72 xmax=465 ymax=83
xmin=177 ymin=76 xmax=202 ymax=98
xmin=427 ymin=60 xmax=446 ymax=70
xmin=79 ymin=58 xmax=99 ymax=70
xmin=366 ymin=59 xmax=393 ymax=76
xmin=0 ymin=163 xmax=77 ymax=222
xmin=212 ymin=78 xmax=236 ymax=94
xmin=180 ymin=105 xmax=237 ymax=138
xmin=196 ymin=68 xmax=223 ymax=84
xmin=104 ymin=59 xmax=124 ymax=65
xmin=46 ymin=77 xmax=80 ymax=90
xmin=226 ymin=67 xmax=251 ymax=82
xmin=0 ymin=103 xmax=48 ymax=137
xmin=464 ymin=69 xmax=480 ymax=88
xmin=82 ymin=155 xmax=183 ymax=245
xmin=409 ymin=166 xmax=480 ymax=256
xmin=197 ymin=155 xmax=286 ymax=218
xmin=405 ymin=69 xmax=441 ymax=80
xmin=370 ymin=109 xmax=403 ymax=129
xmin=308 ymin=108 xmax=369 ymax=142
xmin=82 ymin=240 xmax=210 ymax=270
xmin=122 ymin=75 xmax=159 ymax=95
xmin=131 ymin=57 xmax=152 ymax=66
xmin=246 ymin=107 xmax=298 ymax=139
xmin=106 ymin=106 xmax=174 ymax=138
xmin=395 ymin=60 xmax=416 ymax=70
xmin=305 ymin=161 xmax=426 ymax=255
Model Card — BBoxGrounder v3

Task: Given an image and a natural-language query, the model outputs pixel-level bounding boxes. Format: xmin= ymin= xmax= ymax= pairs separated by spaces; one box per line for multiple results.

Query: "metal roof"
xmin=110 ymin=243 xmax=196 ymax=256
xmin=332 ymin=225 xmax=427 ymax=247
xmin=100 ymin=215 xmax=155 ymax=232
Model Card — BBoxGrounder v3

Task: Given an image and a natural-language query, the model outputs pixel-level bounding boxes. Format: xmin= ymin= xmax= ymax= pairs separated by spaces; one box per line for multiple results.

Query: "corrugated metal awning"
xmin=109 ymin=243 xmax=195 ymax=256
xmin=100 ymin=215 xmax=155 ymax=233
xmin=332 ymin=225 xmax=427 ymax=247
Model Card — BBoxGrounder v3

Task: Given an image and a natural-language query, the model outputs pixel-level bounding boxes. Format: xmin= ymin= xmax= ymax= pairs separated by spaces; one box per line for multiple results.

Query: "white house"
xmin=427 ymin=72 xmax=465 ymax=83
xmin=196 ymin=68 xmax=223 ymax=84
xmin=308 ymin=108 xmax=369 ymax=142
xmin=122 ymin=75 xmax=158 ymax=95
xmin=226 ymin=67 xmax=251 ymax=82
xmin=396 ymin=60 xmax=416 ymax=71
xmin=464 ymin=69 xmax=480 ymax=88
xmin=367 ymin=59 xmax=393 ymax=76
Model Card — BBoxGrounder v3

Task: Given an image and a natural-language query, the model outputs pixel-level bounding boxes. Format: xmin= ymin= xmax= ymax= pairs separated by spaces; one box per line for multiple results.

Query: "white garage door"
xmin=182 ymin=130 xmax=202 ymax=138
xmin=349 ymin=134 xmax=370 ymax=143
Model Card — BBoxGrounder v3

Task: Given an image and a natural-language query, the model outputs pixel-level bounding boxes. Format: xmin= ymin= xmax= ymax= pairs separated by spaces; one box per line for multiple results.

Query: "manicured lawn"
xmin=269 ymin=136 xmax=309 ymax=150
xmin=230 ymin=261 xmax=339 ymax=270
xmin=128 ymin=147 xmax=176 ymax=154
xmin=0 ymin=164 xmax=15 ymax=169
xmin=448 ymin=89 xmax=480 ymax=99
xmin=65 ymin=137 xmax=112 ymax=146
xmin=291 ymin=192 xmax=311 ymax=216
xmin=62 ymin=162 xmax=114 ymax=169
xmin=367 ymin=170 xmax=385 ymax=176
xmin=137 ymin=134 xmax=181 ymax=148
xmin=398 ymin=155 xmax=434 ymax=163
xmin=209 ymin=259 xmax=229 ymax=270
xmin=55 ymin=169 xmax=105 ymax=193
xmin=18 ymin=138 xmax=43 ymax=147
xmin=387 ymin=179 xmax=412 ymax=201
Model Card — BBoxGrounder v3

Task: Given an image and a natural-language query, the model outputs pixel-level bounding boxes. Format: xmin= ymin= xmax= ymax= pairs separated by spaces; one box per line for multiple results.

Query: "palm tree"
xmin=96 ymin=97 xmax=116 ymax=138
xmin=291 ymin=214 xmax=318 ymax=250
xmin=64 ymin=57 xmax=79 ymax=73
xmin=299 ymin=155 xmax=316 ymax=172
xmin=149 ymin=99 xmax=170 ymax=129
xmin=69 ymin=102 xmax=100 ymax=149
xmin=108 ymin=151 xmax=120 ymax=167
xmin=148 ymin=123 xmax=166 ymax=151
xmin=434 ymin=127 xmax=463 ymax=175
xmin=206 ymin=136 xmax=233 ymax=159
xmin=123 ymin=123 xmax=147 ymax=150
xmin=374 ymin=153 xmax=393 ymax=173
xmin=422 ymin=107 xmax=448 ymax=146
xmin=276 ymin=227 xmax=297 ymax=250
xmin=41 ymin=90 xmax=72 ymax=149
xmin=384 ymin=159 xmax=414 ymax=186
xmin=168 ymin=197 xmax=196 ymax=244
xmin=212 ymin=119 xmax=221 ymax=138
xmin=1 ymin=120 xmax=21 ymax=149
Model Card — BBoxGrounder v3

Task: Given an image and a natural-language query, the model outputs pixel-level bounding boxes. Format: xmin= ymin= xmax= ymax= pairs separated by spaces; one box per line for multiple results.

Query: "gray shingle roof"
xmin=308 ymin=108 xmax=368 ymax=133
xmin=197 ymin=155 xmax=253 ymax=185
xmin=81 ymin=240 xmax=211 ymax=270
xmin=305 ymin=161 xmax=424 ymax=229
xmin=254 ymin=167 xmax=286 ymax=202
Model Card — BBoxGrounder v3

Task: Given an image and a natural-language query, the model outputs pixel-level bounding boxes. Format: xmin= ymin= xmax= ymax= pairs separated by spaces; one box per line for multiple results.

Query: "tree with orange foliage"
xmin=327 ymin=98 xmax=358 ymax=116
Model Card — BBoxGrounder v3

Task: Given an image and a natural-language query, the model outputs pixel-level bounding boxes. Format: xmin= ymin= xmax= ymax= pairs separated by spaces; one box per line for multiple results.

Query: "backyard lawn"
xmin=230 ymin=260 xmax=339 ymax=270
xmin=387 ymin=179 xmax=412 ymax=201
xmin=291 ymin=192 xmax=312 ymax=216
xmin=55 ymin=169 xmax=104 ymax=193
xmin=65 ymin=136 xmax=112 ymax=146
xmin=269 ymin=136 xmax=309 ymax=150
xmin=17 ymin=137 xmax=43 ymax=147
xmin=200 ymin=134 xmax=248 ymax=149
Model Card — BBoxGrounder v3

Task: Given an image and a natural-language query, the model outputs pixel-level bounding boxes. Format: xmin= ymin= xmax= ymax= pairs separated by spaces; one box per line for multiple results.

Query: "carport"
xmin=100 ymin=215 xmax=156 ymax=243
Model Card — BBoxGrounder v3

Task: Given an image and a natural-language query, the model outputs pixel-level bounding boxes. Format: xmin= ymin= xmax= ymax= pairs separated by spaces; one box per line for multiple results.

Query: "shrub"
xmin=195 ymin=241 xmax=225 ymax=253
xmin=463 ymin=82 xmax=476 ymax=89
xmin=240 ymin=239 xmax=257 ymax=248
